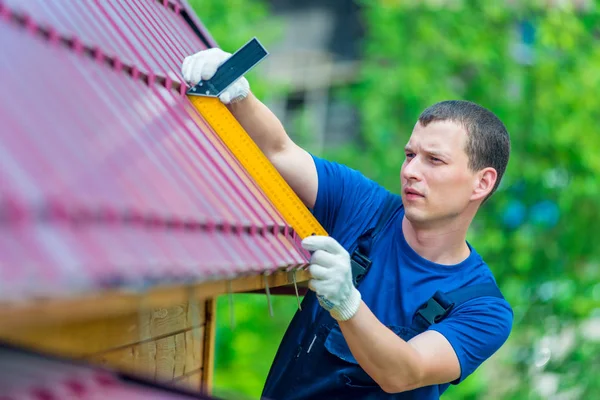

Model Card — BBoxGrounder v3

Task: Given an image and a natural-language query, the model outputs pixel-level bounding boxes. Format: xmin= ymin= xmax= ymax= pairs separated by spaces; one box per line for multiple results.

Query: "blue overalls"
xmin=262 ymin=195 xmax=504 ymax=400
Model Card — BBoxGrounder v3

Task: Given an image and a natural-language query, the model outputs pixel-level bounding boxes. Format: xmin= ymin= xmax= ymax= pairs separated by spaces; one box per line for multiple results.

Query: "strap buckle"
xmin=416 ymin=291 xmax=454 ymax=326
xmin=350 ymin=250 xmax=372 ymax=287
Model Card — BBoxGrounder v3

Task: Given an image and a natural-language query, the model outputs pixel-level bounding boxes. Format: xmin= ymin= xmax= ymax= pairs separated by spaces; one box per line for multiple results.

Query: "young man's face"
xmin=400 ymin=120 xmax=479 ymax=227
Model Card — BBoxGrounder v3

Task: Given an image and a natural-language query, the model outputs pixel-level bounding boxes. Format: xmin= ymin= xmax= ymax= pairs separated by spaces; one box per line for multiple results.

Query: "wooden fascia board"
xmin=0 ymin=268 xmax=309 ymax=333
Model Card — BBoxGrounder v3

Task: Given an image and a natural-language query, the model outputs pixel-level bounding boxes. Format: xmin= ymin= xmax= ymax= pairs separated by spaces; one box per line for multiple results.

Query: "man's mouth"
xmin=404 ymin=187 xmax=424 ymax=199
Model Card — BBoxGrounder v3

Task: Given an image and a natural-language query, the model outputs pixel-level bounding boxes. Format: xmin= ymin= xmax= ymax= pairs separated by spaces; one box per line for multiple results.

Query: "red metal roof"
xmin=0 ymin=342 xmax=219 ymax=399
xmin=0 ymin=0 xmax=309 ymax=302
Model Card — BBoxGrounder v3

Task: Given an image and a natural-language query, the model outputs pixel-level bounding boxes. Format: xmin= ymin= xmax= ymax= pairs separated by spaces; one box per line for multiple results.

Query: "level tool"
xmin=186 ymin=38 xmax=327 ymax=239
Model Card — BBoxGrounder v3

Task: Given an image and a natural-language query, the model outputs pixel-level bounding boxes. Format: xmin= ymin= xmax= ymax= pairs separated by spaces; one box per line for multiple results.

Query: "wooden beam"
xmin=200 ymin=299 xmax=216 ymax=394
xmin=0 ymin=268 xmax=309 ymax=333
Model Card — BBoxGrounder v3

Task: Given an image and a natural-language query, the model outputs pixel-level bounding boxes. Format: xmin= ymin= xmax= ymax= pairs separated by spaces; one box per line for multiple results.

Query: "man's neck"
xmin=401 ymin=216 xmax=471 ymax=266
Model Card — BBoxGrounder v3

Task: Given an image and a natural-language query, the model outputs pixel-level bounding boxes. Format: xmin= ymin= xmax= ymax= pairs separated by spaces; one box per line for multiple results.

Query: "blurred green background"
xmin=190 ymin=1 xmax=600 ymax=399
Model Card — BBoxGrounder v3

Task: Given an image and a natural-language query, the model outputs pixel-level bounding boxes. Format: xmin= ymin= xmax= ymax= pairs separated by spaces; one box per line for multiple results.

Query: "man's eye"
xmin=406 ymin=153 xmax=415 ymax=158
xmin=430 ymin=156 xmax=443 ymax=163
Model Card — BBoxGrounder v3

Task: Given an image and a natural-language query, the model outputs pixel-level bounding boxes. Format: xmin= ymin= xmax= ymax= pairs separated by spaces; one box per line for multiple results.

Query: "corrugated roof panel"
xmin=129 ymin=0 xmax=188 ymax=66
xmin=1 ymin=0 xmax=138 ymax=67
xmin=0 ymin=23 xmax=130 ymax=212
xmin=0 ymin=21 xmax=205 ymax=221
xmin=0 ymin=112 xmax=48 ymax=206
xmin=181 ymin=100 xmax=289 ymax=229
xmin=99 ymin=0 xmax=180 ymax=82
xmin=94 ymin=0 xmax=166 ymax=76
xmin=0 ymin=225 xmax=37 ymax=301
xmin=60 ymin=0 xmax=133 ymax=60
xmin=155 ymin=87 xmax=276 ymax=227
xmin=142 ymin=88 xmax=257 ymax=226
xmin=270 ymin=232 xmax=311 ymax=269
xmin=97 ymin=82 xmax=230 ymax=223
xmin=52 ymin=219 xmax=122 ymax=291
xmin=29 ymin=219 xmax=94 ymax=293
xmin=147 ymin=0 xmax=201 ymax=56
xmin=0 ymin=221 xmax=73 ymax=301
xmin=69 ymin=62 xmax=204 ymax=221
xmin=0 ymin=1 xmax=310 ymax=302
xmin=1 ymin=0 xmax=73 ymax=35
xmin=0 ymin=0 xmax=208 ymax=84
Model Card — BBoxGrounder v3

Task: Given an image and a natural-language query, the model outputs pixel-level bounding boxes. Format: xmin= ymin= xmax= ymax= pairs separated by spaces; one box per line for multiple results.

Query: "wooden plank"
xmin=0 ymin=301 xmax=205 ymax=357
xmin=0 ymin=269 xmax=310 ymax=332
xmin=0 ymin=312 xmax=141 ymax=357
xmin=172 ymin=369 xmax=203 ymax=391
xmin=184 ymin=299 xmax=204 ymax=387
xmin=201 ymin=298 xmax=216 ymax=394
xmin=141 ymin=300 xmax=204 ymax=382
xmin=86 ymin=327 xmax=203 ymax=380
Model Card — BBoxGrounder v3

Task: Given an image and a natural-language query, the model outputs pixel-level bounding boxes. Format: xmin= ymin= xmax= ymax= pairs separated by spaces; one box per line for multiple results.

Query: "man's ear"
xmin=471 ymin=167 xmax=497 ymax=201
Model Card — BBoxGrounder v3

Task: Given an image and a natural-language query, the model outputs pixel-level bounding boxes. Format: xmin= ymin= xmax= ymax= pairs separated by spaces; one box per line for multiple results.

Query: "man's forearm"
xmin=339 ymin=301 xmax=425 ymax=393
xmin=226 ymin=92 xmax=291 ymax=158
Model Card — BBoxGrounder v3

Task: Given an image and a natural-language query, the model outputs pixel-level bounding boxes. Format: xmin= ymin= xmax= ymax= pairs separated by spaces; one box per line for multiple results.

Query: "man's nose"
xmin=402 ymin=157 xmax=423 ymax=181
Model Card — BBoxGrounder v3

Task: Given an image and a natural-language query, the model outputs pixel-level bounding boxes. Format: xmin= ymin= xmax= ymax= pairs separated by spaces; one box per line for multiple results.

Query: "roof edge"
xmin=176 ymin=0 xmax=219 ymax=49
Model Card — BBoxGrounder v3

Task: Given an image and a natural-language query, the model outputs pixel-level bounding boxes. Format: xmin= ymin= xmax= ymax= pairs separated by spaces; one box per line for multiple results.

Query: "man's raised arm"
xmin=182 ymin=48 xmax=318 ymax=209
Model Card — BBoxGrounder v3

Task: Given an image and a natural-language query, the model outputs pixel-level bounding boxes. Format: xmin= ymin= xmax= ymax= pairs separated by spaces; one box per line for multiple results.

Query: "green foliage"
xmin=212 ymin=294 xmax=299 ymax=398
xmin=187 ymin=0 xmax=276 ymax=52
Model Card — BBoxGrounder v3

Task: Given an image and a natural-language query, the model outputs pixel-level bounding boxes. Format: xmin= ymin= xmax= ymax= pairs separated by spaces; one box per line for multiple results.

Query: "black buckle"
xmin=416 ymin=292 xmax=454 ymax=326
xmin=351 ymin=250 xmax=372 ymax=287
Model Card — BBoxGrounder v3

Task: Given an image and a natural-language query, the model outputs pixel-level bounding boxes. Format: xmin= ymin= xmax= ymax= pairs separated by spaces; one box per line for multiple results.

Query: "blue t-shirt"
xmin=262 ymin=156 xmax=513 ymax=399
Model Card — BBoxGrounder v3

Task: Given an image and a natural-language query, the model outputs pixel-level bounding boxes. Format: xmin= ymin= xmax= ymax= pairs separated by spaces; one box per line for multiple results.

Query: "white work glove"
xmin=302 ymin=236 xmax=362 ymax=321
xmin=181 ymin=48 xmax=250 ymax=104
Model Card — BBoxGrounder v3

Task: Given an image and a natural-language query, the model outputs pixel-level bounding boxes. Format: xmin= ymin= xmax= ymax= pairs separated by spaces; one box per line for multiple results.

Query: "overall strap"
xmin=411 ymin=283 xmax=504 ymax=333
xmin=350 ymin=194 xmax=402 ymax=287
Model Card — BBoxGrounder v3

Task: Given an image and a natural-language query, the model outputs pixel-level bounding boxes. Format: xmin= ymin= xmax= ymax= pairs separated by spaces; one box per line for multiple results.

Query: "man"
xmin=182 ymin=48 xmax=513 ymax=399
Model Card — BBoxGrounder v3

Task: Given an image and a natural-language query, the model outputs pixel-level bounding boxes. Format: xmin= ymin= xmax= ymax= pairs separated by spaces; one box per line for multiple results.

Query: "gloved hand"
xmin=302 ymin=236 xmax=361 ymax=321
xmin=181 ymin=48 xmax=250 ymax=104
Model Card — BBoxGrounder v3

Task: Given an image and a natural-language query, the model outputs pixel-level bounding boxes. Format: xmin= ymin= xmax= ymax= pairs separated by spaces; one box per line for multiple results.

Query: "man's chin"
xmin=404 ymin=208 xmax=429 ymax=225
